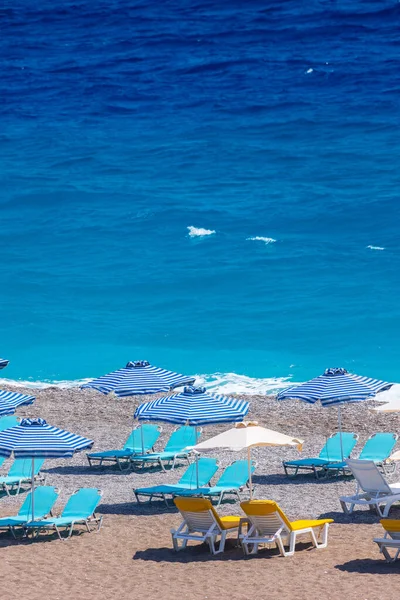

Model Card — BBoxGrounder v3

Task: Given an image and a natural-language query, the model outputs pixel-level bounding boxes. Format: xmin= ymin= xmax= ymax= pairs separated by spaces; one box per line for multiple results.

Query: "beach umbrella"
xmin=82 ymin=360 xmax=195 ymax=397
xmin=371 ymin=384 xmax=400 ymax=413
xmin=0 ymin=359 xmax=9 ymax=370
xmin=135 ymin=386 xmax=250 ymax=484
xmin=0 ymin=390 xmax=35 ymax=416
xmin=0 ymin=417 xmax=93 ymax=520
xmin=277 ymin=367 xmax=392 ymax=459
xmin=193 ymin=421 xmax=303 ymax=498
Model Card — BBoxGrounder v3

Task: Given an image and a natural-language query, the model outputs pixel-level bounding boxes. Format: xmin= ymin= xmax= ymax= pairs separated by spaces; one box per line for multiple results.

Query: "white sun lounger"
xmin=340 ymin=459 xmax=400 ymax=517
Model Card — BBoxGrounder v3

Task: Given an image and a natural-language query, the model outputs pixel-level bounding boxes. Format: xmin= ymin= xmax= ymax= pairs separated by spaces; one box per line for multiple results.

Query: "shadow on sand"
xmin=336 ymin=558 xmax=399 ymax=574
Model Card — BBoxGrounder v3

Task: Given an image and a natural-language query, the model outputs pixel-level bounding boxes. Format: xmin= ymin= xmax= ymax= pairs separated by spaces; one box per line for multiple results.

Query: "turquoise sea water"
xmin=1 ymin=1 xmax=400 ymax=392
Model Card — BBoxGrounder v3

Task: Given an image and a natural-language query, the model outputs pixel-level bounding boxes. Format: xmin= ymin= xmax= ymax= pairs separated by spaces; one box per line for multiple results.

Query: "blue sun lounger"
xmin=0 ymin=486 xmax=59 ymax=538
xmin=130 ymin=425 xmax=201 ymax=471
xmin=133 ymin=457 xmax=219 ymax=506
xmin=323 ymin=433 xmax=398 ymax=477
xmin=0 ymin=458 xmax=46 ymax=495
xmin=283 ymin=432 xmax=358 ymax=479
xmin=176 ymin=459 xmax=256 ymax=506
xmin=25 ymin=488 xmax=103 ymax=540
xmin=0 ymin=416 xmax=19 ymax=469
xmin=86 ymin=424 xmax=162 ymax=470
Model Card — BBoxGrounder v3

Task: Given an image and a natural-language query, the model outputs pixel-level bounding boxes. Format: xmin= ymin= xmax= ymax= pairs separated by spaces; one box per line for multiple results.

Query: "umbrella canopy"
xmin=193 ymin=421 xmax=303 ymax=499
xmin=277 ymin=368 xmax=392 ymax=407
xmin=0 ymin=359 xmax=9 ymax=370
xmin=134 ymin=386 xmax=249 ymax=426
xmin=0 ymin=390 xmax=35 ymax=417
xmin=0 ymin=418 xmax=94 ymax=458
xmin=371 ymin=384 xmax=400 ymax=413
xmin=193 ymin=422 xmax=303 ymax=452
xmin=82 ymin=360 xmax=195 ymax=397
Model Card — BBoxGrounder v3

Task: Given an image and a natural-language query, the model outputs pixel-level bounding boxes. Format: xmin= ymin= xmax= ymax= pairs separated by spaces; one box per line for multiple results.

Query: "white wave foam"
xmin=367 ymin=245 xmax=385 ymax=251
xmin=194 ymin=373 xmax=294 ymax=395
xmin=0 ymin=373 xmax=295 ymax=395
xmin=306 ymin=68 xmax=314 ymax=74
xmin=247 ymin=236 xmax=276 ymax=245
xmin=0 ymin=377 xmax=92 ymax=390
xmin=187 ymin=226 xmax=216 ymax=238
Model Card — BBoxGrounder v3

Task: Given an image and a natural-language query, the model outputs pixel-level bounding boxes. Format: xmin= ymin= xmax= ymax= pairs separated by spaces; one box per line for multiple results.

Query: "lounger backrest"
xmin=0 ymin=415 xmax=19 ymax=431
xmin=216 ymin=460 xmax=256 ymax=488
xmin=240 ymin=500 xmax=291 ymax=535
xmin=165 ymin=426 xmax=201 ymax=453
xmin=319 ymin=432 xmax=358 ymax=461
xmin=124 ymin=424 xmax=161 ymax=452
xmin=178 ymin=457 xmax=219 ymax=488
xmin=346 ymin=459 xmax=392 ymax=494
xmin=380 ymin=519 xmax=400 ymax=540
xmin=8 ymin=457 xmax=45 ymax=478
xmin=174 ymin=497 xmax=220 ymax=533
xmin=19 ymin=486 xmax=59 ymax=519
xmin=61 ymin=488 xmax=102 ymax=518
xmin=359 ymin=433 xmax=398 ymax=461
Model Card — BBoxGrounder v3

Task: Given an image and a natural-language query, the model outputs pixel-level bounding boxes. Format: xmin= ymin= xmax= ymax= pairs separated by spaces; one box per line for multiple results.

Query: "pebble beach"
xmin=1 ymin=385 xmax=399 ymax=599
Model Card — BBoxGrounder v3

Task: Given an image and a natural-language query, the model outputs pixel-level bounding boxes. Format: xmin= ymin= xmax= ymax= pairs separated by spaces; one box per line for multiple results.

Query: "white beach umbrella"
xmin=371 ymin=384 xmax=400 ymax=413
xmin=193 ymin=421 xmax=303 ymax=498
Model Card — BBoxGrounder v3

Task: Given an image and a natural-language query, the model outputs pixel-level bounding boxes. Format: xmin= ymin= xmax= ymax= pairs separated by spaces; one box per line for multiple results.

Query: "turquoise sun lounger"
xmin=283 ymin=432 xmax=358 ymax=479
xmin=0 ymin=458 xmax=46 ymax=495
xmin=25 ymin=488 xmax=103 ymax=540
xmin=0 ymin=486 xmax=59 ymax=538
xmin=323 ymin=432 xmax=398 ymax=477
xmin=130 ymin=425 xmax=201 ymax=471
xmin=133 ymin=457 xmax=219 ymax=506
xmin=86 ymin=424 xmax=162 ymax=470
xmin=176 ymin=459 xmax=257 ymax=506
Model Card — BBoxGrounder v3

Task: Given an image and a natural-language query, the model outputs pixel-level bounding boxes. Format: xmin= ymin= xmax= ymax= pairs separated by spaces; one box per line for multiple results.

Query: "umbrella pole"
xmin=338 ymin=406 xmax=344 ymax=462
xmin=31 ymin=456 xmax=35 ymax=522
xmin=248 ymin=448 xmax=253 ymax=500
xmin=195 ymin=426 xmax=199 ymax=488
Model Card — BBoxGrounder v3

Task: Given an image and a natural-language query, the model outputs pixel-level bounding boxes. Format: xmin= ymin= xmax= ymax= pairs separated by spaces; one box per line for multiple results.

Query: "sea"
xmin=1 ymin=0 xmax=400 ymax=394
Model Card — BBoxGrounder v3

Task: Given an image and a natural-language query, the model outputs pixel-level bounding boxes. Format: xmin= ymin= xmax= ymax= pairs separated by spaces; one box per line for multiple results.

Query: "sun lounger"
xmin=282 ymin=432 xmax=358 ymax=478
xmin=240 ymin=500 xmax=333 ymax=557
xmin=86 ymin=424 xmax=162 ymax=470
xmin=374 ymin=519 xmax=400 ymax=562
xmin=171 ymin=497 xmax=241 ymax=554
xmin=0 ymin=458 xmax=45 ymax=495
xmin=176 ymin=459 xmax=256 ymax=506
xmin=133 ymin=457 xmax=218 ymax=506
xmin=24 ymin=488 xmax=103 ymax=540
xmin=0 ymin=415 xmax=19 ymax=431
xmin=0 ymin=486 xmax=59 ymax=538
xmin=340 ymin=459 xmax=400 ymax=517
xmin=130 ymin=425 xmax=201 ymax=471
xmin=323 ymin=433 xmax=398 ymax=477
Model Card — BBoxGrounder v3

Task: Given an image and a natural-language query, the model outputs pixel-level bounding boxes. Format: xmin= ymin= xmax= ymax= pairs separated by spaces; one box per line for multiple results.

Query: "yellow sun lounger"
xmin=171 ymin=497 xmax=241 ymax=554
xmin=374 ymin=519 xmax=400 ymax=562
xmin=240 ymin=500 xmax=333 ymax=557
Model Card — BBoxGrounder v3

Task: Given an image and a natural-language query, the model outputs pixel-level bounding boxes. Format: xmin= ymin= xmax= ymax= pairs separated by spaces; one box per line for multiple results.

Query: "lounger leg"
xmin=276 ymin=535 xmax=288 ymax=557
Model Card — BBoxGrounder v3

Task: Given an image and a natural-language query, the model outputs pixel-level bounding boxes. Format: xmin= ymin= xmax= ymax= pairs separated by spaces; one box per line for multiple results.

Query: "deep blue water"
xmin=1 ymin=0 xmax=400 ymax=391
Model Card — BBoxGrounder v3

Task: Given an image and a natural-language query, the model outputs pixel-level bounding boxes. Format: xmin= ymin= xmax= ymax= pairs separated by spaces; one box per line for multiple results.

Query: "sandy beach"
xmin=1 ymin=386 xmax=400 ymax=598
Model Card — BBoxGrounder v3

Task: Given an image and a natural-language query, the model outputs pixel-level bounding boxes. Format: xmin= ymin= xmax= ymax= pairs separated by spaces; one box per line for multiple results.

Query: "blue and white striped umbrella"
xmin=0 ymin=418 xmax=94 ymax=459
xmin=82 ymin=360 xmax=196 ymax=397
xmin=277 ymin=368 xmax=392 ymax=407
xmin=0 ymin=390 xmax=35 ymax=417
xmin=134 ymin=386 xmax=249 ymax=426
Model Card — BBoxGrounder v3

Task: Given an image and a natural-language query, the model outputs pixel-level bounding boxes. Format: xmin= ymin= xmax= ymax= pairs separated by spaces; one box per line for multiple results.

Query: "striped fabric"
xmin=134 ymin=386 xmax=249 ymax=426
xmin=0 ymin=389 xmax=35 ymax=417
xmin=0 ymin=418 xmax=94 ymax=458
xmin=82 ymin=360 xmax=195 ymax=396
xmin=277 ymin=368 xmax=392 ymax=407
xmin=0 ymin=359 xmax=9 ymax=370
